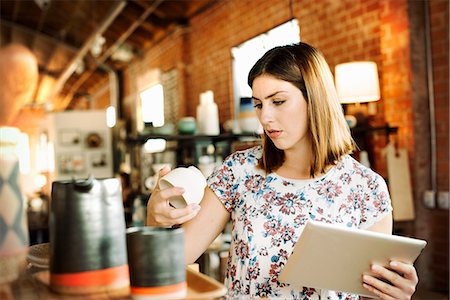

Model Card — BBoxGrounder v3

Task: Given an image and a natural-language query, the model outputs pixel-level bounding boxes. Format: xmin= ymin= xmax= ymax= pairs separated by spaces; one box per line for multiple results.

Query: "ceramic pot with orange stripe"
xmin=49 ymin=176 xmax=129 ymax=296
xmin=126 ymin=227 xmax=186 ymax=299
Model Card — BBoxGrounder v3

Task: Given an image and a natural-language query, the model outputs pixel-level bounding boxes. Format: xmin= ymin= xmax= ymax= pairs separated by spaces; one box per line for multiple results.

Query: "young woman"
xmin=147 ymin=42 xmax=419 ymax=299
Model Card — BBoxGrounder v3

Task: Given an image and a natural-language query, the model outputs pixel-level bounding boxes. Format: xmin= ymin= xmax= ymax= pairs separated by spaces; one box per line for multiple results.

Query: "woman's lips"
xmin=266 ymin=130 xmax=282 ymax=139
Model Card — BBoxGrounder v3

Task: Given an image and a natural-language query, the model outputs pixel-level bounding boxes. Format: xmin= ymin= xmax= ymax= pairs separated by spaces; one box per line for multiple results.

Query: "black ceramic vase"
xmin=49 ymin=176 xmax=129 ymax=296
xmin=126 ymin=226 xmax=186 ymax=299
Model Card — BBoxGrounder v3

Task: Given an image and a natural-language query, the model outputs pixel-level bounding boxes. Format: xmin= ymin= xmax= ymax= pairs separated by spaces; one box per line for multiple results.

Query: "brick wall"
xmin=379 ymin=0 xmax=413 ymax=151
xmin=430 ymin=0 xmax=449 ymax=194
xmin=297 ymin=0 xmax=388 ymax=176
xmin=118 ymin=0 xmax=448 ymax=293
xmin=122 ymin=27 xmax=189 ymax=129
xmin=428 ymin=0 xmax=449 ymax=291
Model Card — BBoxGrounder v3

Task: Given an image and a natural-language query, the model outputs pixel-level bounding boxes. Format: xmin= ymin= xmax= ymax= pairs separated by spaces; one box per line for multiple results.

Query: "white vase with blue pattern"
xmin=0 ymin=127 xmax=29 ymax=283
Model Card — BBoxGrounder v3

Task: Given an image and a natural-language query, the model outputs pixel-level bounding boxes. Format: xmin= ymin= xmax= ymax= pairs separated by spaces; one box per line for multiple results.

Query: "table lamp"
xmin=335 ymin=61 xmax=380 ymax=127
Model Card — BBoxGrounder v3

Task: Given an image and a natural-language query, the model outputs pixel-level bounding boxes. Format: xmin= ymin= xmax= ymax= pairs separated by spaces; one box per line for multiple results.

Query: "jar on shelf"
xmin=196 ymin=91 xmax=220 ymax=135
xmin=239 ymin=97 xmax=260 ymax=133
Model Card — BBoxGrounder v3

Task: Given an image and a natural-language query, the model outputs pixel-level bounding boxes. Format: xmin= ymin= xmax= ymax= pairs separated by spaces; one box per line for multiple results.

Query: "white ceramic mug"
xmin=159 ymin=166 xmax=207 ymax=208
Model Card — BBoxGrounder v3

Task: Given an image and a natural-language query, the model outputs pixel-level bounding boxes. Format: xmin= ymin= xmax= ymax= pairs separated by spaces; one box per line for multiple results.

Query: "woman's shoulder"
xmin=338 ymin=154 xmax=387 ymax=184
xmin=207 ymin=145 xmax=262 ymax=196
xmin=225 ymin=145 xmax=262 ymax=164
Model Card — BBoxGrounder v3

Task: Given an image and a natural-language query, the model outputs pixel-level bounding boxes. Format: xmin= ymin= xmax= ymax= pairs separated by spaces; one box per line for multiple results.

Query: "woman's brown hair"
xmin=248 ymin=42 xmax=356 ymax=177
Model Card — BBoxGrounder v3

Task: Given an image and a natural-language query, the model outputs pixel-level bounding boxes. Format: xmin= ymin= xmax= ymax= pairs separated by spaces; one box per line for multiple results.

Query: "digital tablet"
xmin=278 ymin=221 xmax=427 ymax=298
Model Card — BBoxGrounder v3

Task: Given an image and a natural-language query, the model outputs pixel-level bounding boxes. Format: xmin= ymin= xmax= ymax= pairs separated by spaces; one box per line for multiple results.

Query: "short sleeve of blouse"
xmin=358 ymin=171 xmax=393 ymax=229
xmin=206 ymin=146 xmax=260 ymax=213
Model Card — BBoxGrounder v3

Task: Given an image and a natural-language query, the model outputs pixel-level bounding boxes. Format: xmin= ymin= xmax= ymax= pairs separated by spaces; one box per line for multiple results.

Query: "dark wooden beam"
xmin=0 ymin=19 xmax=79 ymax=53
xmin=53 ymin=0 xmax=127 ymax=110
xmin=62 ymin=0 xmax=165 ymax=110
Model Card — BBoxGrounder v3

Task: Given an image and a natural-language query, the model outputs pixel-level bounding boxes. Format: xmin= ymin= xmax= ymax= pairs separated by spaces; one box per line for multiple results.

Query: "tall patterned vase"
xmin=0 ymin=127 xmax=29 ymax=284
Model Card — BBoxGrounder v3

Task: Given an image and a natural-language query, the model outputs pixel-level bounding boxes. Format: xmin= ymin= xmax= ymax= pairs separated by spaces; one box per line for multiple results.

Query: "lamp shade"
xmin=335 ymin=61 xmax=380 ymax=104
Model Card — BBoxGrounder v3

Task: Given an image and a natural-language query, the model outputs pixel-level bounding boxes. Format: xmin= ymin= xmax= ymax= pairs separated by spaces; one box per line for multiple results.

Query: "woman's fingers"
xmin=362 ymin=273 xmax=400 ymax=300
xmin=158 ymin=165 xmax=171 ymax=180
xmin=152 ymin=202 xmax=201 ymax=226
xmin=362 ymin=263 xmax=417 ymax=300
xmin=147 ymin=182 xmax=200 ymax=227
xmin=167 ymin=204 xmax=201 ymax=224
xmin=148 ymin=165 xmax=204 ymax=226
xmin=151 ymin=166 xmax=171 ymax=193
xmin=389 ymin=261 xmax=418 ymax=282
xmin=158 ymin=186 xmax=185 ymax=203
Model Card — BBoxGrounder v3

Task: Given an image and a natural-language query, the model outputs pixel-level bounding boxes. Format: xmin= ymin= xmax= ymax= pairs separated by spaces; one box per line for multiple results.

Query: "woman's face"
xmin=252 ymin=75 xmax=310 ymax=151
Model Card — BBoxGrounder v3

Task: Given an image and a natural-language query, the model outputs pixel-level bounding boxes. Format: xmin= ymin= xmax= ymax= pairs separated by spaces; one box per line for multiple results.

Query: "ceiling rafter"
xmin=136 ymin=20 xmax=158 ymax=34
xmin=11 ymin=0 xmax=21 ymax=22
xmin=62 ymin=0 xmax=165 ymax=110
xmin=10 ymin=25 xmax=33 ymax=49
xmin=1 ymin=19 xmax=79 ymax=53
xmin=52 ymin=0 xmax=128 ymax=110
xmin=35 ymin=1 xmax=49 ymax=32
xmin=98 ymin=0 xmax=164 ymax=64
xmin=48 ymin=0 xmax=86 ymax=44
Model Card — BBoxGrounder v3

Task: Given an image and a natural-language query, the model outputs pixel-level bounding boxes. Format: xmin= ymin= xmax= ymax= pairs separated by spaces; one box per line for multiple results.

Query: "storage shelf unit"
xmin=126 ymin=132 xmax=260 ymax=191
xmin=126 ymin=132 xmax=261 ymax=144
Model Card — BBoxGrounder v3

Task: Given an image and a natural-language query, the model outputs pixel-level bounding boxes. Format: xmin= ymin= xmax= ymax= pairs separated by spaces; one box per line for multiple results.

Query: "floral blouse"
xmin=207 ymin=146 xmax=392 ymax=299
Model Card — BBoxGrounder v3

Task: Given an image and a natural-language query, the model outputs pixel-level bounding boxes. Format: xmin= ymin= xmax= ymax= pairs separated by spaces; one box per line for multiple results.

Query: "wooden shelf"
xmin=126 ymin=132 xmax=260 ymax=144
xmin=351 ymin=125 xmax=398 ymax=136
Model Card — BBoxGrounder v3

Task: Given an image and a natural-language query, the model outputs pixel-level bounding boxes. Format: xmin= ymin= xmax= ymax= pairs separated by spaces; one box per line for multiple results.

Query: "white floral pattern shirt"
xmin=207 ymin=146 xmax=392 ymax=300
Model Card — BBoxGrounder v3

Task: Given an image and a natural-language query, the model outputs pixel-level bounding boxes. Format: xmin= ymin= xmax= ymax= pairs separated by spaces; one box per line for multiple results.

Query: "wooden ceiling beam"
xmin=98 ymin=0 xmax=163 ymax=62
xmin=130 ymin=0 xmax=150 ymax=10
xmin=10 ymin=26 xmax=33 ymax=49
xmin=0 ymin=19 xmax=79 ymax=53
xmin=137 ymin=20 xmax=158 ymax=34
xmin=61 ymin=0 xmax=165 ymax=110
xmin=52 ymin=0 xmax=127 ymax=110
xmin=45 ymin=1 xmax=84 ymax=42
xmin=12 ymin=0 xmax=21 ymax=22
xmin=121 ymin=1 xmax=147 ymax=21
xmin=36 ymin=1 xmax=50 ymax=32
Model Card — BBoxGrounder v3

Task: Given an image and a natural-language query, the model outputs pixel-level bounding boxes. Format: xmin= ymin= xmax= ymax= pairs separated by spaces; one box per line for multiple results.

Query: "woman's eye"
xmin=273 ymin=100 xmax=285 ymax=106
xmin=253 ymin=103 xmax=262 ymax=109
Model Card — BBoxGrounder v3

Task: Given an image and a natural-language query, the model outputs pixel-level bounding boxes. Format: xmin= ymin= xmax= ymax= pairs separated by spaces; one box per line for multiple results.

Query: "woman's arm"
xmin=363 ymin=214 xmax=419 ymax=300
xmin=146 ymin=166 xmax=230 ymax=264
xmin=183 ymin=188 xmax=230 ymax=264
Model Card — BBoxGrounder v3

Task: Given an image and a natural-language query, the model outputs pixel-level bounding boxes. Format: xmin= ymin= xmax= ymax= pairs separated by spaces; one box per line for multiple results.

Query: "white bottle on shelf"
xmin=359 ymin=150 xmax=371 ymax=168
xmin=196 ymin=90 xmax=220 ymax=135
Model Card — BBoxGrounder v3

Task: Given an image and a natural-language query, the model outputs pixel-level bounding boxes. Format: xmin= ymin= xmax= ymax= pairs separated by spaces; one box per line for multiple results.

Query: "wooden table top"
xmin=2 ymin=263 xmax=226 ymax=299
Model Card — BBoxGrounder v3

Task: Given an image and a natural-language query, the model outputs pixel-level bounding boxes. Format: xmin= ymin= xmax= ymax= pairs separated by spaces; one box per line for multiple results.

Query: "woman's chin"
xmin=271 ymin=140 xmax=289 ymax=150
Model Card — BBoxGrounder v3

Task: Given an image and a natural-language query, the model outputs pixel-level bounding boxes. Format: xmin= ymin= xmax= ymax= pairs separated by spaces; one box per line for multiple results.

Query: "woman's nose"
xmin=258 ymin=105 xmax=273 ymax=124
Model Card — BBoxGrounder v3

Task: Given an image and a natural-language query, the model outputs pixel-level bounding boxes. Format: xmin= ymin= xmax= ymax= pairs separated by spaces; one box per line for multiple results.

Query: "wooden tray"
xmin=28 ymin=243 xmax=226 ymax=299
xmin=185 ymin=267 xmax=227 ymax=299
xmin=32 ymin=267 xmax=227 ymax=299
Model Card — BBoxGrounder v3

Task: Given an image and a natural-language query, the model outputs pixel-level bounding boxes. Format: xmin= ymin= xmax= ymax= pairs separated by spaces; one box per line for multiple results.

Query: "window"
xmin=231 ymin=19 xmax=300 ymax=116
xmin=140 ymin=83 xmax=165 ymax=127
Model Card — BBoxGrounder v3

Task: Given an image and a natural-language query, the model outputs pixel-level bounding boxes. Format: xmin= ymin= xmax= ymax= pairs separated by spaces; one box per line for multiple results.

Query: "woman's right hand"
xmin=146 ymin=166 xmax=201 ymax=227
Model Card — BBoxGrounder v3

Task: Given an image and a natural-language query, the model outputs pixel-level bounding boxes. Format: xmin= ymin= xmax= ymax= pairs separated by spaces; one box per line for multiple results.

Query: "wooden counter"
xmin=0 ymin=251 xmax=226 ymax=300
xmin=2 ymin=261 xmax=226 ymax=299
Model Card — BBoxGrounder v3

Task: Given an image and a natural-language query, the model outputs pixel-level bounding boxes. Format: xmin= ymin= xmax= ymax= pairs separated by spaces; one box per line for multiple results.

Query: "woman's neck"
xmin=277 ymin=146 xmax=313 ymax=179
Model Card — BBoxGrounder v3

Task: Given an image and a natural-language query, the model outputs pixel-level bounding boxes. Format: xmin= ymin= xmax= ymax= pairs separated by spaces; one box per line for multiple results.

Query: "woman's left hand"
xmin=362 ymin=261 xmax=418 ymax=300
